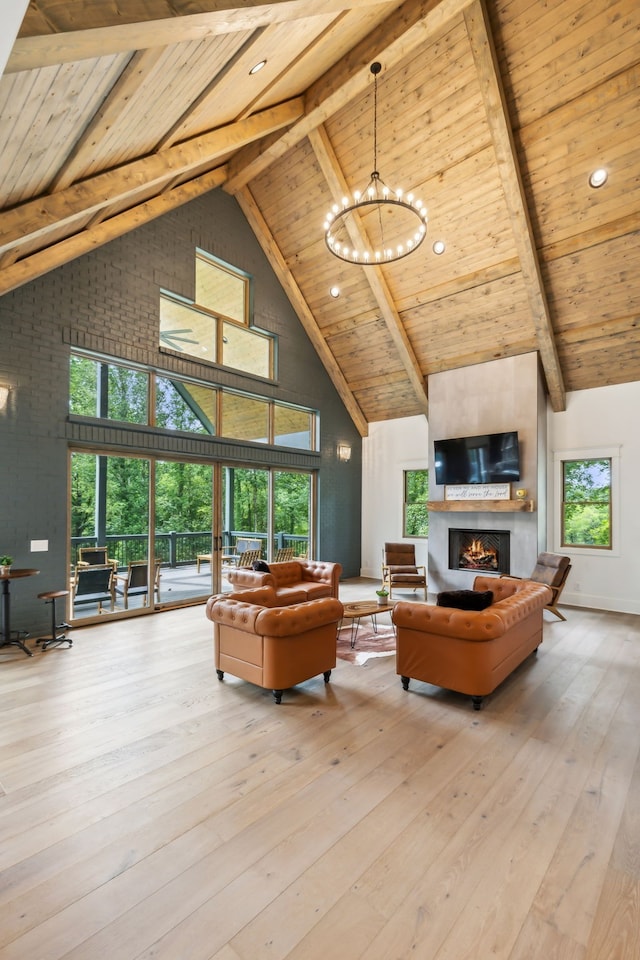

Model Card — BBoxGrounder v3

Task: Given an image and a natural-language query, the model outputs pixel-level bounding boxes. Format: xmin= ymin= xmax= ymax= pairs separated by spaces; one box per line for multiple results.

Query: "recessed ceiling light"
xmin=330 ymin=286 xmax=340 ymax=298
xmin=249 ymin=60 xmax=267 ymax=75
xmin=589 ymin=168 xmax=608 ymax=188
xmin=432 ymin=240 xmax=446 ymax=255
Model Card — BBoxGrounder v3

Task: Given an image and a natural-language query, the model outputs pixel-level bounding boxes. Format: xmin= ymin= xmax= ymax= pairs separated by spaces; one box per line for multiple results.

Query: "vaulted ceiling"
xmin=1 ymin=0 xmax=639 ymax=436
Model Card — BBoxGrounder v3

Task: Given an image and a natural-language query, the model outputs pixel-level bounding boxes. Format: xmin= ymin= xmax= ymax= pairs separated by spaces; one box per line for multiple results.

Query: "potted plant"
xmin=375 ymin=587 xmax=389 ymax=606
xmin=0 ymin=555 xmax=14 ymax=575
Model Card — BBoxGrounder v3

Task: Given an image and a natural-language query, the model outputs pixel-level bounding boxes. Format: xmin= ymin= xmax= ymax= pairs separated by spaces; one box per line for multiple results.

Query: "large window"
xmin=554 ymin=446 xmax=620 ymax=554
xmin=561 ymin=457 xmax=612 ymax=548
xmin=221 ymin=393 xmax=269 ymax=443
xmin=70 ymin=355 xmax=148 ymax=424
xmin=403 ymin=469 xmax=429 ymax=537
xmin=155 ymin=377 xmax=216 ymax=434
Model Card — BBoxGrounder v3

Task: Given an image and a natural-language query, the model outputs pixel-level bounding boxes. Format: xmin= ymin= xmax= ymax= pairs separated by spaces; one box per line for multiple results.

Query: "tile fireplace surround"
xmin=426 ymin=352 xmax=546 ymax=597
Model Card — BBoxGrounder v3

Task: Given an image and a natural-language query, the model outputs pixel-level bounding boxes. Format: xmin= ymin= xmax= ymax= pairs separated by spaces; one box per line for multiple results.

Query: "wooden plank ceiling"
xmin=1 ymin=0 xmax=639 ymax=435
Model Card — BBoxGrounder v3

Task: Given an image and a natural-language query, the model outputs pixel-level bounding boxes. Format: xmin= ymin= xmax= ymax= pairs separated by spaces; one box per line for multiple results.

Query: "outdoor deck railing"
xmin=71 ymin=532 xmax=308 ymax=569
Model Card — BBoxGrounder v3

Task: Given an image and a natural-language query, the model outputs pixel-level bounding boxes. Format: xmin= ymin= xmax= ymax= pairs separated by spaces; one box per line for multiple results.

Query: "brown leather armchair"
xmin=206 ymin=587 xmax=343 ymax=703
xmin=382 ymin=542 xmax=427 ymax=600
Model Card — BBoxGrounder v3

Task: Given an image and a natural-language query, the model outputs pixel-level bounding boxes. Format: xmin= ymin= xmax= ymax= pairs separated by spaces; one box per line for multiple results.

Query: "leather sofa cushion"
xmin=437 ymin=589 xmax=494 ymax=611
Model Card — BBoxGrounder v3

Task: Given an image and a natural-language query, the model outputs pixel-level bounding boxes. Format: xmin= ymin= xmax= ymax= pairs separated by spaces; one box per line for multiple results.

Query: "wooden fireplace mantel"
xmin=427 ymin=499 xmax=535 ymax=513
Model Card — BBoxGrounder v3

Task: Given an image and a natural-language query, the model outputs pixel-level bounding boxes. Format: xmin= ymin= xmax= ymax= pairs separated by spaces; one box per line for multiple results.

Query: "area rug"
xmin=336 ymin=622 xmax=396 ymax=665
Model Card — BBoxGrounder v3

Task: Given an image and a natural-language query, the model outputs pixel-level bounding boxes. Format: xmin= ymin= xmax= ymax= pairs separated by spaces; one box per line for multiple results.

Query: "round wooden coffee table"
xmin=341 ymin=599 xmax=396 ymax=648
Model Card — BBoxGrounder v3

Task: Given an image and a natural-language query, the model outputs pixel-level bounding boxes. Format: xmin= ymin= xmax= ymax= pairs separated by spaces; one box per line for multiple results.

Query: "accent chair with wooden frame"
xmin=382 ymin=542 xmax=427 ymax=600
xmin=502 ymin=552 xmax=571 ymax=621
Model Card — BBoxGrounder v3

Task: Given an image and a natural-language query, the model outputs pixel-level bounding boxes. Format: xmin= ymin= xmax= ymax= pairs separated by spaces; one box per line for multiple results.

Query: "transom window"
xmin=69 ymin=352 xmax=316 ymax=451
xmin=159 ymin=250 xmax=272 ymax=378
xmin=70 ymin=355 xmax=148 ymax=424
xmin=195 ymin=251 xmax=248 ymax=324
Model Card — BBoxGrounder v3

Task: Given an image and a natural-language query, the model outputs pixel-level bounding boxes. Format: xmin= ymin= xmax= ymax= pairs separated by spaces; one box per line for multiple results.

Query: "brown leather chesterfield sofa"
xmin=226 ymin=559 xmax=341 ymax=604
xmin=206 ymin=586 xmax=343 ymax=703
xmin=392 ymin=575 xmax=552 ymax=710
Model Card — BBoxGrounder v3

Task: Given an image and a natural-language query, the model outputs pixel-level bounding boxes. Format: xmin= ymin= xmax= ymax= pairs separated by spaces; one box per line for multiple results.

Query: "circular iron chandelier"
xmin=324 ymin=62 xmax=428 ymax=265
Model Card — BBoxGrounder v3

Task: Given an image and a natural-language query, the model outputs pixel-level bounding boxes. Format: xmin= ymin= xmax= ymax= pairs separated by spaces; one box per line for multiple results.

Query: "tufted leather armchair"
xmin=206 ymin=587 xmax=343 ymax=703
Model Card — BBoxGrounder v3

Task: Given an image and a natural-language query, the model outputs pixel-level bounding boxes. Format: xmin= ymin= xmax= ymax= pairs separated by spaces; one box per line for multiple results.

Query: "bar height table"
xmin=0 ymin=568 xmax=40 ymax=657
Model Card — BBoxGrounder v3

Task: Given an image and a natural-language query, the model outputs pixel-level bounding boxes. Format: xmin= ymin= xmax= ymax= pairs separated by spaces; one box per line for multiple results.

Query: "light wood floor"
xmin=1 ymin=581 xmax=639 ymax=960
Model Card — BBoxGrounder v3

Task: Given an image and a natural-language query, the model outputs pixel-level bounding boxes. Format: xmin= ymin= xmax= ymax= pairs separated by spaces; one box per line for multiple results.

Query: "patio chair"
xmin=274 ymin=547 xmax=295 ymax=562
xmin=235 ymin=538 xmax=261 ymax=555
xmin=236 ymin=549 xmax=262 ymax=568
xmin=77 ymin=545 xmax=118 ymax=571
xmin=381 ymin=542 xmax=427 ymax=600
xmin=72 ymin=564 xmax=115 ymax=613
xmin=196 ymin=553 xmax=212 ymax=573
xmin=114 ymin=560 xmax=161 ymax=609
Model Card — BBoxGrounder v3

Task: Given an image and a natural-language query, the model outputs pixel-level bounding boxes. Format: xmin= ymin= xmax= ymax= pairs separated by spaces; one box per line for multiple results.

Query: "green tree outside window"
xmin=562 ymin=458 xmax=611 ymax=548
xmin=404 ymin=469 xmax=429 ymax=537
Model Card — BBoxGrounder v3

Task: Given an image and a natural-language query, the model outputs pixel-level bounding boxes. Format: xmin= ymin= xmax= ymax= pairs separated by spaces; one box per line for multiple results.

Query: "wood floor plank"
xmin=527 ymin=639 xmax=640 ymax=948
xmin=584 ymin=867 xmax=640 ymax=960
xmin=0 ymin=587 xmax=637 ymax=960
xmin=508 ymin=913 xmax=586 ymax=960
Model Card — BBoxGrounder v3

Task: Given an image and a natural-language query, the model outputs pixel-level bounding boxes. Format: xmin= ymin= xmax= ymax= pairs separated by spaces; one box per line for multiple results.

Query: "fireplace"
xmin=449 ymin=528 xmax=510 ymax=575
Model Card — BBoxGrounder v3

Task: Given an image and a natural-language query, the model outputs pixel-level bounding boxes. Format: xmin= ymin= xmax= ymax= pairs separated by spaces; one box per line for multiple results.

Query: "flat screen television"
xmin=434 ymin=431 xmax=520 ymax=485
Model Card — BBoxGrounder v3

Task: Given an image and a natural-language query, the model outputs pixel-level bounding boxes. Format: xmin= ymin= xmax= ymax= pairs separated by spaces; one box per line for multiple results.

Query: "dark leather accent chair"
xmin=502 ymin=552 xmax=571 ymax=621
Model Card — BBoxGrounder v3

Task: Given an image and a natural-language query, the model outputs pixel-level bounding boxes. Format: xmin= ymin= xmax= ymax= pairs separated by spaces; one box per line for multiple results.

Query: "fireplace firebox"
xmin=449 ymin=528 xmax=510 ymax=575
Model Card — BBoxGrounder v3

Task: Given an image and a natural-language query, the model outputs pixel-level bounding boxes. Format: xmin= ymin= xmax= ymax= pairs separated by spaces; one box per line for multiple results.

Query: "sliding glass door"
xmin=70 ymin=452 xmax=150 ymax=620
xmin=154 ymin=459 xmax=214 ymax=605
xmin=70 ymin=452 xmax=314 ymax=619
xmin=273 ymin=470 xmax=312 ymax=559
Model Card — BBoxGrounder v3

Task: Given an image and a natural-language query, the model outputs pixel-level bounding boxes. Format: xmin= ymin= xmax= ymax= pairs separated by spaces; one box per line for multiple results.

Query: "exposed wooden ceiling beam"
xmin=0 ymin=98 xmax=304 ymax=256
xmin=309 ymin=125 xmax=429 ymax=416
xmin=0 ymin=168 xmax=228 ymax=296
xmin=224 ymin=0 xmax=472 ymax=192
xmin=463 ymin=0 xmax=566 ymax=412
xmin=7 ymin=0 xmax=391 ymax=72
xmin=235 ymin=185 xmax=369 ymax=436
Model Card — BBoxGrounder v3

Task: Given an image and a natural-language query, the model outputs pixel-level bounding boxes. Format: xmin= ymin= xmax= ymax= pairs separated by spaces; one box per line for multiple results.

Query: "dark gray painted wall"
xmin=0 ymin=189 xmax=361 ymax=637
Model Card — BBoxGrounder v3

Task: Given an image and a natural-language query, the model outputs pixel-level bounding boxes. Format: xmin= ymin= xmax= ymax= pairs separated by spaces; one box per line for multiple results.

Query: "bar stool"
xmin=37 ymin=590 xmax=72 ymax=650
